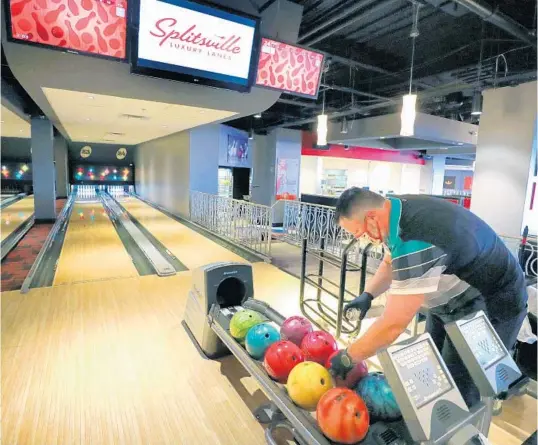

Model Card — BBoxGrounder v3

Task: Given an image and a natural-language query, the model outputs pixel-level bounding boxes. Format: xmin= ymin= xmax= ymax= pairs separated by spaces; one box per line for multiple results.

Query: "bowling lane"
xmin=53 ymin=201 xmax=138 ymax=285
xmin=1 ymin=196 xmax=34 ymax=242
xmin=119 ymin=197 xmax=245 ymax=269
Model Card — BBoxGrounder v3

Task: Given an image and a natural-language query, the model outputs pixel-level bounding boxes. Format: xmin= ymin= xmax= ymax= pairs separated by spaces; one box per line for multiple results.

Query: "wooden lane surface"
xmin=1 ymin=272 xmax=268 ymax=445
xmin=53 ymin=201 xmax=138 ymax=286
xmin=119 ymin=197 xmax=244 ymax=269
xmin=0 ymin=196 xmax=34 ymax=242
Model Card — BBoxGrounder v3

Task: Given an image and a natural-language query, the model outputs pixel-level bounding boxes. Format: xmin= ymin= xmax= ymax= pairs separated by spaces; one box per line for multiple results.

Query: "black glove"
xmin=344 ymin=292 xmax=374 ymax=320
xmin=328 ymin=349 xmax=354 ymax=380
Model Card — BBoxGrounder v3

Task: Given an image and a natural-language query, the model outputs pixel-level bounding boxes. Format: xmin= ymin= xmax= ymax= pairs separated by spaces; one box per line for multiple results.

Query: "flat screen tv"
xmin=5 ymin=0 xmax=128 ymax=59
xmin=255 ymin=38 xmax=325 ymax=100
xmin=130 ymin=0 xmax=259 ymax=92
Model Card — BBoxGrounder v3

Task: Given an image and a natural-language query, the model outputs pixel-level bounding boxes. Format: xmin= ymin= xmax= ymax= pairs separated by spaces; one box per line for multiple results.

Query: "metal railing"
xmin=499 ymin=233 xmax=537 ymax=278
xmin=189 ymin=191 xmax=272 ymax=259
xmin=280 ymin=199 xmax=384 ymax=272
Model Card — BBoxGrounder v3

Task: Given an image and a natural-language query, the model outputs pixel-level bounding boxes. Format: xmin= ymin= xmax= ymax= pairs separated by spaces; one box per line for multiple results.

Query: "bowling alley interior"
xmin=1 ymin=0 xmax=537 ymax=444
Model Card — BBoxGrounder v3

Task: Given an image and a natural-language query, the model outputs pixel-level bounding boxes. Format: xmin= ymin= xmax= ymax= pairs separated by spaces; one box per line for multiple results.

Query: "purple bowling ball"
xmin=280 ymin=316 xmax=313 ymax=346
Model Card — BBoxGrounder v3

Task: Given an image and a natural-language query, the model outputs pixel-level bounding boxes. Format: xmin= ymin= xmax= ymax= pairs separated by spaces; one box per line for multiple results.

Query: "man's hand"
xmin=344 ymin=292 xmax=374 ymax=320
xmin=328 ymin=349 xmax=355 ymax=380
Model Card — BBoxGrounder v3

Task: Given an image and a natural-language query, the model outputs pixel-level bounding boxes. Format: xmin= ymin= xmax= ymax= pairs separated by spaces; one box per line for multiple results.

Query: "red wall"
xmin=301 ymin=132 xmax=425 ymax=165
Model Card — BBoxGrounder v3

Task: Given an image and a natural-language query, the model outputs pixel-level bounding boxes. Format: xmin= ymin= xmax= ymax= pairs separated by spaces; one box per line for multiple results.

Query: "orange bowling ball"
xmin=317 ymin=388 xmax=370 ymax=444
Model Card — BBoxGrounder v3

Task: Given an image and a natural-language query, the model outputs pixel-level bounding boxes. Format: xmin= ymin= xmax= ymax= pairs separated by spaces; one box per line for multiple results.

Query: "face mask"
xmin=363 ymin=213 xmax=383 ymax=245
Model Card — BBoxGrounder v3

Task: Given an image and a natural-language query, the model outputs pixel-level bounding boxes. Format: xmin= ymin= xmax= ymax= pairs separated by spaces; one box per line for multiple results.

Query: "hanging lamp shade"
xmin=317 ymin=114 xmax=328 ymax=145
xmin=471 ymin=90 xmax=483 ymax=116
xmin=340 ymin=117 xmax=348 ymax=134
xmin=400 ymin=94 xmax=417 ymax=136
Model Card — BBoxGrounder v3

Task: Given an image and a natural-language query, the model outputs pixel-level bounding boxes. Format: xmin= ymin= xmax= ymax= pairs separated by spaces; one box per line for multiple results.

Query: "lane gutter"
xmin=107 ymin=195 xmax=187 ymax=272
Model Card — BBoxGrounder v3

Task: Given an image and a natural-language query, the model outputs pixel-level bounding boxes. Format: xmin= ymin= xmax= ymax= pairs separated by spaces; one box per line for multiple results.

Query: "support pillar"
xmin=31 ymin=116 xmax=56 ymax=221
xmin=431 ymin=155 xmax=446 ymax=195
xmin=54 ymin=132 xmax=69 ymax=198
xmin=470 ymin=81 xmax=537 ymax=237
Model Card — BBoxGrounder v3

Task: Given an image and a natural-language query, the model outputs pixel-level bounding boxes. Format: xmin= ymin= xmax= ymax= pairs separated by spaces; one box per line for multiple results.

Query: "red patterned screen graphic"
xmin=9 ymin=0 xmax=127 ymax=59
xmin=255 ymin=38 xmax=324 ymax=99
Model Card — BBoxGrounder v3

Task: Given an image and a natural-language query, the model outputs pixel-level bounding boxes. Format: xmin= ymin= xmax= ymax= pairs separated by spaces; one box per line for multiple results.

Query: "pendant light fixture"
xmin=317 ymin=65 xmax=328 ymax=146
xmin=401 ymin=2 xmax=421 ymax=137
xmin=340 ymin=117 xmax=348 ymax=134
xmin=471 ymin=22 xmax=486 ymax=116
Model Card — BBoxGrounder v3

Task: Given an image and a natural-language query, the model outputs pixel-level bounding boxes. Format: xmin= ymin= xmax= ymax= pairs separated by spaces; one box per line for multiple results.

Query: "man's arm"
xmin=347 ymin=292 xmax=425 ymax=362
xmin=364 ymin=252 xmax=393 ymax=298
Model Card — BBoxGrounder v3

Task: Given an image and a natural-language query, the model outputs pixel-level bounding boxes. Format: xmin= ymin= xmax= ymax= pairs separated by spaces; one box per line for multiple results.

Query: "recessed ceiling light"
xmin=19 ymin=129 xmax=23 ymax=132
xmin=199 ymin=110 xmax=205 ymax=114
xmin=254 ymin=113 xmax=262 ymax=119
xmin=457 ymin=142 xmax=464 ymax=146
xmin=162 ymin=125 xmax=168 ymax=128
xmin=86 ymin=118 xmax=91 ymax=121
xmin=87 ymin=95 xmax=94 ymax=100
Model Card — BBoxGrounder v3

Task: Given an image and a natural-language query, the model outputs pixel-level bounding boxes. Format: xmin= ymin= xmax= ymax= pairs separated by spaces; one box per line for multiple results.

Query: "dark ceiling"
xmin=2 ymin=0 xmax=536 ymax=134
xmin=230 ymin=0 xmax=537 ymax=133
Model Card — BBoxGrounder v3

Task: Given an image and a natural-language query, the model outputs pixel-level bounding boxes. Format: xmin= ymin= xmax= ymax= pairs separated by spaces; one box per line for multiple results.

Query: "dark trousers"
xmin=426 ymin=294 xmax=528 ymax=408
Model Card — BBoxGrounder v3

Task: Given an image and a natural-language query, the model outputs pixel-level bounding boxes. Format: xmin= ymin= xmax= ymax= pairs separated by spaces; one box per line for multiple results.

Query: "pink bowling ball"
xmin=280 ymin=316 xmax=313 ymax=346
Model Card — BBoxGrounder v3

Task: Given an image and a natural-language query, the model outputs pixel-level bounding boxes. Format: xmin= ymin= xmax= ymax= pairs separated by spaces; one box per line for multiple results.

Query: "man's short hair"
xmin=335 ymin=187 xmax=385 ymax=222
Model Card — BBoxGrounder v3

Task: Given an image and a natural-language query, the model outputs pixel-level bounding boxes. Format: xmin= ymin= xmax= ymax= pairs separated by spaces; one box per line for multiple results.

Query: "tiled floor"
xmin=1 ymin=199 xmax=66 ymax=292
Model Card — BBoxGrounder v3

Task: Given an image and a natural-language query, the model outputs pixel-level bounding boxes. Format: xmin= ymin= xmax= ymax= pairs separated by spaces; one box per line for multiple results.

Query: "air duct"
xmin=452 ymin=0 xmax=536 ymax=47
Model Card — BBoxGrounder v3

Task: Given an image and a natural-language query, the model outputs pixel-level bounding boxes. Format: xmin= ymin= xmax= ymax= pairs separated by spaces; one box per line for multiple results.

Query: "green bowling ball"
xmin=229 ymin=309 xmax=265 ymax=344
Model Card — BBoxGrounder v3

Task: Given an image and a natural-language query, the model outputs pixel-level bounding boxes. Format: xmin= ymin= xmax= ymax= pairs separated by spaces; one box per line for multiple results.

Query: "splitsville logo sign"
xmin=137 ymin=0 xmax=256 ymax=80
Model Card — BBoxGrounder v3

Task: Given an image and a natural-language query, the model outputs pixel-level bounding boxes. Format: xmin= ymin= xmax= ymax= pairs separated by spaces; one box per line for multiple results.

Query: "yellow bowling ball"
xmin=287 ymin=361 xmax=334 ymax=410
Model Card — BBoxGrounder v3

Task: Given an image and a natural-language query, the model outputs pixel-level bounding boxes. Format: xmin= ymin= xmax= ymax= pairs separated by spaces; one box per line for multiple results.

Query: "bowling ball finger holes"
xmin=320 ymin=378 xmax=325 ymax=385
xmin=264 ymin=333 xmax=270 ymax=338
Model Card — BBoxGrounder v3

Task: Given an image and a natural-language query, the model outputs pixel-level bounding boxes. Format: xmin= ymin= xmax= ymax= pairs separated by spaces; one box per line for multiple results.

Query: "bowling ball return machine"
xmin=183 ymin=262 xmax=524 ymax=445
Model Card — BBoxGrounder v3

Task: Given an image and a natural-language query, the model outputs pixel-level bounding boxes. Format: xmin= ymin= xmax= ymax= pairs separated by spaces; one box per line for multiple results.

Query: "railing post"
xmin=299 ymin=237 xmax=307 ymax=306
xmin=359 ymin=243 xmax=373 ymax=294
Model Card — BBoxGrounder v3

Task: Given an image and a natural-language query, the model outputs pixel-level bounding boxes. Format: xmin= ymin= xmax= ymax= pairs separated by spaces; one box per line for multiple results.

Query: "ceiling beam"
xmin=451 ymin=0 xmax=536 ymax=47
xmin=298 ymin=0 xmax=380 ymax=43
xmin=277 ymin=98 xmax=319 ymax=109
xmin=301 ymin=0 xmax=400 ymax=47
xmin=320 ymin=83 xmax=394 ymax=102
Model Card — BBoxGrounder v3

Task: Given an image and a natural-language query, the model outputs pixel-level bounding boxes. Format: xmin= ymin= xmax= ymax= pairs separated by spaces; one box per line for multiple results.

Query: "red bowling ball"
xmin=300 ymin=331 xmax=338 ymax=365
xmin=326 ymin=350 xmax=369 ymax=388
xmin=280 ymin=316 xmax=313 ymax=346
xmin=264 ymin=340 xmax=304 ymax=383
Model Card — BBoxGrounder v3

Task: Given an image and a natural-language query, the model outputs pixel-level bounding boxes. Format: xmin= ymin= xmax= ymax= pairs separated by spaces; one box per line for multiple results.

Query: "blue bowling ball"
xmin=245 ymin=323 xmax=280 ymax=359
xmin=355 ymin=372 xmax=401 ymax=420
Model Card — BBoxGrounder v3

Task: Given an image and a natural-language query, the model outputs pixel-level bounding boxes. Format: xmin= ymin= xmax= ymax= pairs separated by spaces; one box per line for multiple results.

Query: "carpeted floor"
xmin=1 ymin=199 xmax=66 ymax=292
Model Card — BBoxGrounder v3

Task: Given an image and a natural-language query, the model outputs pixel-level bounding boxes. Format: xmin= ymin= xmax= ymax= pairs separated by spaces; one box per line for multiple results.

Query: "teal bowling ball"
xmin=245 ymin=323 xmax=280 ymax=359
xmin=355 ymin=372 xmax=401 ymax=421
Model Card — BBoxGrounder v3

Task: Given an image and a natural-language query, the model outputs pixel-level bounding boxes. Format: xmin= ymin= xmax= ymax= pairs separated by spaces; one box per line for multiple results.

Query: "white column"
xmin=431 ymin=155 xmax=446 ymax=195
xmin=471 ymin=81 xmax=537 ymax=237
xmin=31 ymin=117 xmax=56 ymax=221
xmin=419 ymin=159 xmax=434 ymax=194
xmin=54 ymin=133 xmax=69 ymax=198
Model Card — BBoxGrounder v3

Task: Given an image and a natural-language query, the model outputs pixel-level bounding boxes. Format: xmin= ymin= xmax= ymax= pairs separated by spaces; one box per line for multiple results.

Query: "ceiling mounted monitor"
xmin=130 ymin=0 xmax=259 ymax=92
xmin=255 ymin=38 xmax=325 ymax=100
xmin=5 ymin=0 xmax=128 ymax=59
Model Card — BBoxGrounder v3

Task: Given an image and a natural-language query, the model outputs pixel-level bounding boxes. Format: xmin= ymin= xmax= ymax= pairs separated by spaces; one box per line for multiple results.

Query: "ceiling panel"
xmin=42 ymin=88 xmax=238 ymax=145
xmin=1 ymin=105 xmax=31 ymax=138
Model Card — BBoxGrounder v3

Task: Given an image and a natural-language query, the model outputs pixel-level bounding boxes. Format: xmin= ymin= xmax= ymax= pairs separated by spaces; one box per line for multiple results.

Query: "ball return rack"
xmin=182 ymin=262 xmax=526 ymax=445
xmin=299 ymin=237 xmax=382 ymax=339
